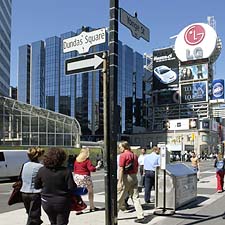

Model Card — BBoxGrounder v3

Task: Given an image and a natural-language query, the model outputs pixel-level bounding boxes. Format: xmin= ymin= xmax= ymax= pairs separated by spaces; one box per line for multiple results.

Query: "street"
xmin=0 ymin=159 xmax=216 ymax=214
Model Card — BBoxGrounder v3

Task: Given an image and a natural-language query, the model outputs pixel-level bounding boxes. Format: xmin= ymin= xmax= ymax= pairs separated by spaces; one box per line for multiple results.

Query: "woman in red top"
xmin=73 ymin=148 xmax=100 ymax=213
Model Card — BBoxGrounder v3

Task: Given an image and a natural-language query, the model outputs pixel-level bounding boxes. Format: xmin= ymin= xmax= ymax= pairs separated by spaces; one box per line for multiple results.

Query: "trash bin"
xmin=155 ymin=163 xmax=197 ymax=211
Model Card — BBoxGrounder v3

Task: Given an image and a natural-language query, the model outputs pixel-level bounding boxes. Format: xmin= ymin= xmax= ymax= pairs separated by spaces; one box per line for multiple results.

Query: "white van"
xmin=0 ymin=150 xmax=29 ymax=180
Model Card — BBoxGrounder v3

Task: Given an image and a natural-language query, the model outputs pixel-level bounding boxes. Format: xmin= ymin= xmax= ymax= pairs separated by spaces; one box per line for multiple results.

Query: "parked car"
xmin=0 ymin=150 xmax=29 ymax=180
xmin=154 ymin=65 xmax=177 ymax=84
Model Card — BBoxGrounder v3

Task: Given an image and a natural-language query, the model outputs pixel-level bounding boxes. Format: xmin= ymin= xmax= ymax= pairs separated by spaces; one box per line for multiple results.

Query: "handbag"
xmin=8 ymin=180 xmax=23 ymax=205
xmin=8 ymin=163 xmax=24 ymax=206
xmin=73 ymin=187 xmax=88 ymax=196
xmin=70 ymin=195 xmax=87 ymax=211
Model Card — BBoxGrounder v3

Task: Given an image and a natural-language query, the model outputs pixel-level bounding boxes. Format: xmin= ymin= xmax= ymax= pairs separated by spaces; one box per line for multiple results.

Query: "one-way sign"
xmin=65 ymin=52 xmax=105 ymax=75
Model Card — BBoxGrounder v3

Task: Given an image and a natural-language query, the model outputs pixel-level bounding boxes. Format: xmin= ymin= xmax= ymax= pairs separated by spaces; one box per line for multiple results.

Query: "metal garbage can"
xmin=155 ymin=163 xmax=197 ymax=211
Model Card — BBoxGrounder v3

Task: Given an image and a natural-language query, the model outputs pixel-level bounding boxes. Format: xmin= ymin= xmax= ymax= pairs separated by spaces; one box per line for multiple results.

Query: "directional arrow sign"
xmin=120 ymin=8 xmax=150 ymax=42
xmin=65 ymin=52 xmax=105 ymax=75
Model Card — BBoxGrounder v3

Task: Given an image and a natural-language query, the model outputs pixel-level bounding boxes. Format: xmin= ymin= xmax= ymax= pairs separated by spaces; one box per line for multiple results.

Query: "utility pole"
xmin=104 ymin=0 xmax=119 ymax=225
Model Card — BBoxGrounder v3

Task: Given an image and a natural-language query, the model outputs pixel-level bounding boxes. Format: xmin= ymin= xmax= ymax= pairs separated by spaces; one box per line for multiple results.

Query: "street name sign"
xmin=120 ymin=8 xmax=150 ymax=42
xmin=63 ymin=28 xmax=106 ymax=54
xmin=65 ymin=52 xmax=104 ymax=75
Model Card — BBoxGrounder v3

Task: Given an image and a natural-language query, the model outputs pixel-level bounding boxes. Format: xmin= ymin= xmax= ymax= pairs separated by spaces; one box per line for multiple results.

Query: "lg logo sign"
xmin=184 ymin=25 xmax=205 ymax=60
xmin=184 ymin=25 xmax=205 ymax=46
xmin=174 ymin=23 xmax=217 ymax=62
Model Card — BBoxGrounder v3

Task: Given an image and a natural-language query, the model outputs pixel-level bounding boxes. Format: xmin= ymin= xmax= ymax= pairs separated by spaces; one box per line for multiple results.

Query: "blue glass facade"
xmin=18 ymin=45 xmax=30 ymax=103
xmin=30 ymin=41 xmax=45 ymax=108
xmin=17 ymin=28 xmax=144 ymax=139
xmin=45 ymin=36 xmax=61 ymax=112
xmin=0 ymin=0 xmax=11 ymax=96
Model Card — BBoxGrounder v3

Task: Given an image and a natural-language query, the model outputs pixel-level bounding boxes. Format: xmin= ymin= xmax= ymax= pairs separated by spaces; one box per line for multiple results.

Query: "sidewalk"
xmin=1 ymin=173 xmax=223 ymax=225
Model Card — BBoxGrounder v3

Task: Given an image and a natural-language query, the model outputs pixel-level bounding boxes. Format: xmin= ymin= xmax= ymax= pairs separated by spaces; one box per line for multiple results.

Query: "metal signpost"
xmin=120 ymin=8 xmax=150 ymax=42
xmin=65 ymin=52 xmax=105 ymax=75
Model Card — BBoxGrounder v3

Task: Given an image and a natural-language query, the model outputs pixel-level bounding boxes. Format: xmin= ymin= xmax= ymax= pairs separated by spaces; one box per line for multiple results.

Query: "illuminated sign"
xmin=175 ymin=23 xmax=217 ymax=62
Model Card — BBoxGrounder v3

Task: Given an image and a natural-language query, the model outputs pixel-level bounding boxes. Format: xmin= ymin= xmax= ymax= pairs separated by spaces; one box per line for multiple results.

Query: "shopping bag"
xmin=70 ymin=195 xmax=87 ymax=211
xmin=8 ymin=180 xmax=23 ymax=205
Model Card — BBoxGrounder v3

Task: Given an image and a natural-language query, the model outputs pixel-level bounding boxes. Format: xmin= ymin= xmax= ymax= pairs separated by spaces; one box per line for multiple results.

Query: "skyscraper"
xmin=0 ymin=0 xmax=12 ymax=96
xmin=18 ymin=28 xmax=144 ymax=140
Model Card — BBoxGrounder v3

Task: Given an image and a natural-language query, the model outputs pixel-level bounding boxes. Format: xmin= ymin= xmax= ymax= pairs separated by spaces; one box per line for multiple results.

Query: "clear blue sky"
xmin=10 ymin=0 xmax=225 ymax=87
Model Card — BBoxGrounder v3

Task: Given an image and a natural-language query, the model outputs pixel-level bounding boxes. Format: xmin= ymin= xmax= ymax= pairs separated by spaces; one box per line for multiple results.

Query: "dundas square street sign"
xmin=63 ymin=28 xmax=106 ymax=54
xmin=65 ymin=52 xmax=105 ymax=75
xmin=120 ymin=8 xmax=150 ymax=42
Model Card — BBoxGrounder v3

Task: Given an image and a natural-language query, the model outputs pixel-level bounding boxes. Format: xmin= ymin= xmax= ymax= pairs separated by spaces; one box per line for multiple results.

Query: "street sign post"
xmin=120 ymin=8 xmax=150 ymax=42
xmin=65 ymin=52 xmax=105 ymax=75
xmin=63 ymin=28 xmax=106 ymax=54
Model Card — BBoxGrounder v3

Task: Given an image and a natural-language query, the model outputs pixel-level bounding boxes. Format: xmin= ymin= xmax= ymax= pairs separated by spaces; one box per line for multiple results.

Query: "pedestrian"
xmin=117 ymin=141 xmax=145 ymax=223
xmin=138 ymin=147 xmax=147 ymax=192
xmin=191 ymin=151 xmax=200 ymax=181
xmin=214 ymin=152 xmax=225 ymax=193
xmin=35 ymin=147 xmax=77 ymax=225
xmin=20 ymin=147 xmax=45 ymax=225
xmin=73 ymin=148 xmax=100 ymax=214
xmin=143 ymin=146 xmax=160 ymax=204
xmin=117 ymin=152 xmax=131 ymax=210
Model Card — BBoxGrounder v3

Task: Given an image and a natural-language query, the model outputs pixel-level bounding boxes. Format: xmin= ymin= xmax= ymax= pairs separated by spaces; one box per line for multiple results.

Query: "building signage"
xmin=65 ymin=52 xmax=104 ymax=75
xmin=120 ymin=8 xmax=150 ymax=42
xmin=167 ymin=118 xmax=197 ymax=131
xmin=181 ymin=81 xmax=208 ymax=103
xmin=175 ymin=23 xmax=217 ymax=62
xmin=152 ymin=48 xmax=179 ymax=91
xmin=179 ymin=64 xmax=208 ymax=82
xmin=63 ymin=28 xmax=106 ymax=54
xmin=211 ymin=79 xmax=224 ymax=101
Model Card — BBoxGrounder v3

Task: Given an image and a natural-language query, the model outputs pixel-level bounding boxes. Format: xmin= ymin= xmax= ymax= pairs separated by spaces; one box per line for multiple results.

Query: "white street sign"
xmin=63 ymin=28 xmax=106 ymax=54
xmin=120 ymin=8 xmax=150 ymax=42
xmin=65 ymin=52 xmax=105 ymax=75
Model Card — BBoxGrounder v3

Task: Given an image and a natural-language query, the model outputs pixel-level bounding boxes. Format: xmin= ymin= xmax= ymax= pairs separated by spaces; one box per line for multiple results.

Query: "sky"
xmin=10 ymin=0 xmax=225 ymax=87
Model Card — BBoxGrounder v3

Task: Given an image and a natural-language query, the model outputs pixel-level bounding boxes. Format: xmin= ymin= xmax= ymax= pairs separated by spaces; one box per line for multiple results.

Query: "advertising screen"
xmin=152 ymin=48 xmax=179 ymax=90
xmin=153 ymin=90 xmax=179 ymax=105
xmin=181 ymin=81 xmax=208 ymax=103
xmin=212 ymin=79 xmax=224 ymax=100
xmin=179 ymin=64 xmax=208 ymax=82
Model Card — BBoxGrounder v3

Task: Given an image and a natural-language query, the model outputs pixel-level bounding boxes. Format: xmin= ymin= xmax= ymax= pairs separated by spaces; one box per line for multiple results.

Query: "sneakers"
xmin=134 ymin=218 xmax=146 ymax=223
xmin=217 ymin=190 xmax=223 ymax=193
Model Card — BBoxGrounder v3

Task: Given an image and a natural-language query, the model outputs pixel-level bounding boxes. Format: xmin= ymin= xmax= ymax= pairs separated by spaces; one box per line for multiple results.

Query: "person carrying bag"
xmin=8 ymin=163 xmax=24 ymax=205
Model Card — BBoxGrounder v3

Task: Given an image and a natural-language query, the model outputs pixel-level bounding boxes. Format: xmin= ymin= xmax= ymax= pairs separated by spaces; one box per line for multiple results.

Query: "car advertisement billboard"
xmin=152 ymin=48 xmax=179 ymax=90
xmin=179 ymin=63 xmax=208 ymax=82
xmin=181 ymin=81 xmax=208 ymax=103
xmin=211 ymin=79 xmax=224 ymax=101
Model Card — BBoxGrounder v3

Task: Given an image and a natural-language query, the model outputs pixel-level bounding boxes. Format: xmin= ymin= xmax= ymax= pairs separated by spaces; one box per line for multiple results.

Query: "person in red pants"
xmin=214 ymin=152 xmax=225 ymax=193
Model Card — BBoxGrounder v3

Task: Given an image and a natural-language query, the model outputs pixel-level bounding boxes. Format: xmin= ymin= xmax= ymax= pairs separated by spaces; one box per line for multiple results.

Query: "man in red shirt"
xmin=118 ymin=141 xmax=145 ymax=223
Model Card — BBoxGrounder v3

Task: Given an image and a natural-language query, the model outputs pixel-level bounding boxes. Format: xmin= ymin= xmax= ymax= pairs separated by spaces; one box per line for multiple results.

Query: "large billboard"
xmin=181 ymin=81 xmax=208 ymax=103
xmin=179 ymin=63 xmax=208 ymax=82
xmin=152 ymin=48 xmax=179 ymax=90
xmin=175 ymin=23 xmax=217 ymax=62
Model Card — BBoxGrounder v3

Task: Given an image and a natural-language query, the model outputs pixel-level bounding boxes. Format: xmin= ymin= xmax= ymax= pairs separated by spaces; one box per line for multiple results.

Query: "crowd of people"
xmin=13 ymin=143 xmax=225 ymax=224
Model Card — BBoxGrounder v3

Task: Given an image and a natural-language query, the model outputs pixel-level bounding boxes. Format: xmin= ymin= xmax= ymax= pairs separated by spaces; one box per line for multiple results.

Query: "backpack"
xmin=216 ymin=160 xmax=224 ymax=171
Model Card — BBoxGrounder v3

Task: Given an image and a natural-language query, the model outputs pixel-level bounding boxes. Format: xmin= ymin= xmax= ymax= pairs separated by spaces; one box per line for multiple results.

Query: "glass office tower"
xmin=18 ymin=45 xmax=31 ymax=103
xmin=17 ymin=28 xmax=144 ymax=140
xmin=0 ymin=0 xmax=12 ymax=96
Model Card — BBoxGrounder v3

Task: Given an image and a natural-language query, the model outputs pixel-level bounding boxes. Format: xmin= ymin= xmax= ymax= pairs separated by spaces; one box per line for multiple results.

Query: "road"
xmin=0 ymin=159 xmax=216 ymax=214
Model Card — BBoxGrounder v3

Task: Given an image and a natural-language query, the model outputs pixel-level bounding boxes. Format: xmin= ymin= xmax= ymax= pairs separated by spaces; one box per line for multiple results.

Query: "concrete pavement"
xmin=1 ymin=172 xmax=225 ymax=225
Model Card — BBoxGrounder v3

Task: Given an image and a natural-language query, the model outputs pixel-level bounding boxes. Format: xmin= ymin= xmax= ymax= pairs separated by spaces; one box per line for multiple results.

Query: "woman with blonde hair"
xmin=73 ymin=148 xmax=100 ymax=214
xmin=21 ymin=147 xmax=45 ymax=225
xmin=214 ymin=152 xmax=225 ymax=193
